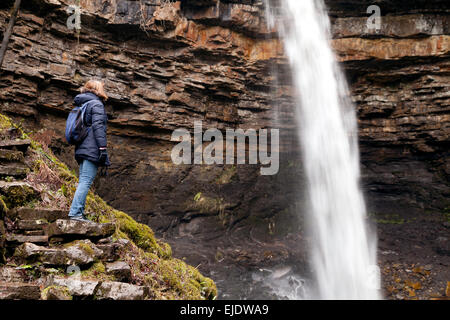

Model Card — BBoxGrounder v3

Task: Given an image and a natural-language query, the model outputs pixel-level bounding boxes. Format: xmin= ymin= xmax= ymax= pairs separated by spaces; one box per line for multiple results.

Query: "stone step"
xmin=0 ymin=139 xmax=31 ymax=152
xmin=7 ymin=207 xmax=69 ymax=222
xmin=0 ymin=162 xmax=29 ymax=178
xmin=48 ymin=219 xmax=115 ymax=240
xmin=48 ymin=278 xmax=99 ymax=298
xmin=16 ymin=219 xmax=49 ymax=231
xmin=0 ymin=149 xmax=24 ymax=163
xmin=6 ymin=233 xmax=48 ymax=245
xmin=96 ymin=281 xmax=151 ymax=300
xmin=0 ymin=267 xmax=30 ymax=282
xmin=14 ymin=240 xmax=103 ymax=266
xmin=0 ymin=281 xmax=41 ymax=300
xmin=46 ymin=277 xmax=150 ymax=300
xmin=0 ymin=128 xmax=21 ymax=140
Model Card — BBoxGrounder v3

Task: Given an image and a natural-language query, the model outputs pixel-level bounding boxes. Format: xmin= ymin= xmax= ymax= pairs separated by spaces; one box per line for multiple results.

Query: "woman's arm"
xmin=91 ymin=102 xmax=107 ymax=149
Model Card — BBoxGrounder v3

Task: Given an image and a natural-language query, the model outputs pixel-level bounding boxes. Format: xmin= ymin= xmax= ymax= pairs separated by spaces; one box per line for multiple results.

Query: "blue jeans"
xmin=69 ymin=159 xmax=98 ymax=217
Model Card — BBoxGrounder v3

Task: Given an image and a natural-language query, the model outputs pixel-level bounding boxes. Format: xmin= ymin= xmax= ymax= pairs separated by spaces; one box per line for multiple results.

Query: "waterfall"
xmin=265 ymin=0 xmax=381 ymax=299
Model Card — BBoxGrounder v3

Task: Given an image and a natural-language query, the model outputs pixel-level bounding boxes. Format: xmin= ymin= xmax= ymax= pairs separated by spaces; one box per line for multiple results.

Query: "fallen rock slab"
xmin=48 ymin=219 xmax=115 ymax=239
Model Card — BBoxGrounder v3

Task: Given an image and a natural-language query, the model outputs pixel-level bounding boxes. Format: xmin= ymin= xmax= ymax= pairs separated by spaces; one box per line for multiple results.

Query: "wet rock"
xmin=0 ymin=282 xmax=41 ymax=300
xmin=96 ymin=281 xmax=149 ymax=300
xmin=105 ymin=261 xmax=132 ymax=282
xmin=47 ymin=219 xmax=115 ymax=239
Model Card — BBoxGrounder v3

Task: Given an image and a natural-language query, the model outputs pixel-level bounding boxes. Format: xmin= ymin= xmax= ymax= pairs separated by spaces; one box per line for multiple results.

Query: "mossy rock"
xmin=41 ymin=285 xmax=73 ymax=300
xmin=0 ymin=196 xmax=7 ymax=219
xmin=0 ymin=183 xmax=40 ymax=209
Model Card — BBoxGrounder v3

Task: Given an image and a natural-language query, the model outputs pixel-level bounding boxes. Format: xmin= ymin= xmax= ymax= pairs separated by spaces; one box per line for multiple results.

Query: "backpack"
xmin=65 ymin=102 xmax=90 ymax=145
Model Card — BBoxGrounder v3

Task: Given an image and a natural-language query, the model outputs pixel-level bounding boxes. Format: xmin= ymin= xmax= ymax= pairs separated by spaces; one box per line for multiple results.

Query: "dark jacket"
xmin=73 ymin=92 xmax=109 ymax=166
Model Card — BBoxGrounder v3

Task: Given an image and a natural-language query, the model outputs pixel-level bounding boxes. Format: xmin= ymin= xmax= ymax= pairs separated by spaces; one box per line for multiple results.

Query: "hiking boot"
xmin=69 ymin=215 xmax=92 ymax=223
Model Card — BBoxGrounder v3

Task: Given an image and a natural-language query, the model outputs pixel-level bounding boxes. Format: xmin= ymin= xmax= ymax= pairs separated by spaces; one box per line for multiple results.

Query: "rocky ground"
xmin=376 ymin=210 xmax=450 ymax=300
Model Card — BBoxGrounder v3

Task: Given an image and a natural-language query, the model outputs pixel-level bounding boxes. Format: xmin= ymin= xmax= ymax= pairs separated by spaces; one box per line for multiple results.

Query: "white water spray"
xmin=266 ymin=0 xmax=381 ymax=299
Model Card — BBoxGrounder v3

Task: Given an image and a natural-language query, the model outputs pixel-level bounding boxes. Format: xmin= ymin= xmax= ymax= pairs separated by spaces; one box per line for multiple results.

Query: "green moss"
xmin=157 ymin=258 xmax=217 ymax=300
xmin=41 ymin=285 xmax=73 ymax=300
xmin=80 ymin=262 xmax=114 ymax=281
xmin=0 ymin=196 xmax=8 ymax=218
xmin=1 ymin=184 xmax=39 ymax=209
xmin=63 ymin=240 xmax=96 ymax=257
xmin=78 ymin=242 xmax=95 ymax=256
xmin=0 ymin=114 xmax=14 ymax=130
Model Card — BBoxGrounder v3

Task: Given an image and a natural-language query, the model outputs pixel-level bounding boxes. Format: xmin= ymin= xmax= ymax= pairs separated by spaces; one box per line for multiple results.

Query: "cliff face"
xmin=0 ymin=0 xmax=449 ymax=298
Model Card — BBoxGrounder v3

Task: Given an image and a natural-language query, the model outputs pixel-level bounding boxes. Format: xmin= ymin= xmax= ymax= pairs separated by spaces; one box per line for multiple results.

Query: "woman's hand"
xmin=98 ymin=147 xmax=110 ymax=166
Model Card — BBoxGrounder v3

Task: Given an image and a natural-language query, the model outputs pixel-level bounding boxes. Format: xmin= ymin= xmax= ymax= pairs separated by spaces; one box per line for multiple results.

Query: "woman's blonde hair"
xmin=80 ymin=80 xmax=108 ymax=101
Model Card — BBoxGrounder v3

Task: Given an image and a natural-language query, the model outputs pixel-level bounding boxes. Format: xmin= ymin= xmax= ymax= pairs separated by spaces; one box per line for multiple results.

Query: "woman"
xmin=68 ymin=80 xmax=110 ymax=222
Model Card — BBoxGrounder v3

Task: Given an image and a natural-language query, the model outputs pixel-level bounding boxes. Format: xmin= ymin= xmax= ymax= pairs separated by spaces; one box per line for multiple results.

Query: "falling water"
xmin=265 ymin=0 xmax=381 ymax=299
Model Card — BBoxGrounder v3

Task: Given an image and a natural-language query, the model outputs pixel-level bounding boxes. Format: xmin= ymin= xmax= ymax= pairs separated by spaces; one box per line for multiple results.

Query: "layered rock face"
xmin=0 ymin=0 xmax=449 ymax=297
xmin=0 ymin=0 xmax=300 ymax=253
